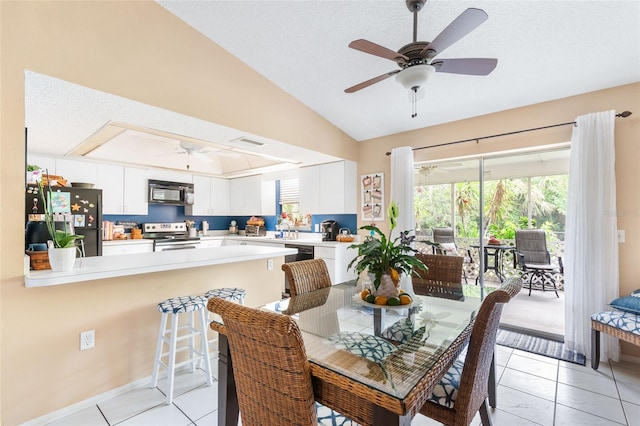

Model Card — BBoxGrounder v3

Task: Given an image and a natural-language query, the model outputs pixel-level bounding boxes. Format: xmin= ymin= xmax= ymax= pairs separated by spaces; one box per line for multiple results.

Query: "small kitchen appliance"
xmin=321 ymin=220 xmax=339 ymax=241
xmin=142 ymin=222 xmax=201 ymax=251
xmin=245 ymin=224 xmax=266 ymax=237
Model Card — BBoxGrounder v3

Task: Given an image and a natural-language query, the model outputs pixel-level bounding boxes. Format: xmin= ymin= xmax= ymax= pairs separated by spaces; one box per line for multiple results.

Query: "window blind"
xmin=279 ymin=178 xmax=299 ymax=205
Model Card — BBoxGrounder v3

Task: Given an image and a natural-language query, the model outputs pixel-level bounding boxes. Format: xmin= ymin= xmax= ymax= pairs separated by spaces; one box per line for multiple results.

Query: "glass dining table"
xmin=209 ymin=280 xmax=483 ymax=426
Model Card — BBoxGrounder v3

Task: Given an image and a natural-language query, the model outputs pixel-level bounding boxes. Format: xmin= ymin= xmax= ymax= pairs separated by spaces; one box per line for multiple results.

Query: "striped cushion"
xmin=427 ymin=349 xmax=466 ymax=408
xmin=591 ymin=311 xmax=640 ymax=335
xmin=157 ymin=295 xmax=207 ymax=314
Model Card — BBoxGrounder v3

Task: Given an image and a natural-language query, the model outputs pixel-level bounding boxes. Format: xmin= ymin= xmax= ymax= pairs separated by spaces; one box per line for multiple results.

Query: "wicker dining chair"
xmin=208 ymin=297 xmax=354 ymax=426
xmin=419 ymin=277 xmax=523 ymax=426
xmin=282 ymin=258 xmax=332 ymax=296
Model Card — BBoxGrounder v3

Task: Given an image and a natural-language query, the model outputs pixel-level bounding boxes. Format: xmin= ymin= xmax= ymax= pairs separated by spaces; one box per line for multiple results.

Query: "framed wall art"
xmin=361 ymin=173 xmax=384 ymax=221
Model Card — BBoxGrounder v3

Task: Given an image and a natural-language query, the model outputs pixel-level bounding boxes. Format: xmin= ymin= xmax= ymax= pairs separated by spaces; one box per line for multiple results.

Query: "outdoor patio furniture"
xmin=432 ymin=227 xmax=474 ymax=284
xmin=514 ymin=229 xmax=562 ymax=297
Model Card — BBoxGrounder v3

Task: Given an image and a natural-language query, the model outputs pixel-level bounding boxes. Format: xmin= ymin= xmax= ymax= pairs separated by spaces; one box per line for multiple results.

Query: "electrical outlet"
xmin=267 ymin=258 xmax=274 ymax=271
xmin=80 ymin=330 xmax=95 ymax=350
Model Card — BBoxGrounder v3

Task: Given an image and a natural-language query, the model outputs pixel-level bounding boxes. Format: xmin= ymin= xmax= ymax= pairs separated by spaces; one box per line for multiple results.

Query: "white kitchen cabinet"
xmin=229 ymin=176 xmax=275 ymax=216
xmin=56 ymin=158 xmax=98 ymax=184
xmin=147 ymin=169 xmax=192 ymax=184
xmin=97 ymin=164 xmax=148 ymax=215
xmin=299 ymin=161 xmax=357 ymax=214
xmin=102 ymin=240 xmax=153 ymax=256
xmin=314 ymin=244 xmax=358 ymax=284
xmin=187 ymin=175 xmax=230 ymax=216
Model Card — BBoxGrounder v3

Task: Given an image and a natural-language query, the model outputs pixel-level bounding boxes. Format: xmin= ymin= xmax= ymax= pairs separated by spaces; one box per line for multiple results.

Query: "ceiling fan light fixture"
xmin=395 ymin=64 xmax=435 ymax=90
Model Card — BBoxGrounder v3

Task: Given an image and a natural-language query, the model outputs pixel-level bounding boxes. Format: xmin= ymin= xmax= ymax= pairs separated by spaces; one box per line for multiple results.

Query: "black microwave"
xmin=148 ymin=179 xmax=194 ymax=206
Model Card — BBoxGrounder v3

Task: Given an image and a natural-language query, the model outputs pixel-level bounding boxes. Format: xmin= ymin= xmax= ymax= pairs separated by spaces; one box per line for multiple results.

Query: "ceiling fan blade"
xmin=349 ymin=39 xmax=409 ymax=63
xmin=344 ymin=70 xmax=400 ymax=93
xmin=433 ymin=58 xmax=498 ymax=75
xmin=420 ymin=8 xmax=488 ymax=59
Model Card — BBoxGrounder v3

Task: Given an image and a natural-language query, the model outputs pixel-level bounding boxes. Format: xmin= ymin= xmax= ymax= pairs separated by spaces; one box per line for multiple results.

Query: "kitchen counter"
xmin=103 ymin=238 xmax=154 ymax=245
xmin=25 ymin=245 xmax=296 ymax=288
xmin=223 ymin=235 xmax=357 ymax=247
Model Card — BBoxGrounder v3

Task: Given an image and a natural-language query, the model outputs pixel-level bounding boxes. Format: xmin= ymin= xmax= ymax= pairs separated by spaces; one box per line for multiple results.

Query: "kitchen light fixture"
xmin=395 ymin=64 xmax=435 ymax=118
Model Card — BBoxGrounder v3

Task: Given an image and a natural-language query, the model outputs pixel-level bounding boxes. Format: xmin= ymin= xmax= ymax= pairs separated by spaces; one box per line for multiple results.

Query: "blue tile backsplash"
xmin=104 ymin=205 xmax=357 ymax=235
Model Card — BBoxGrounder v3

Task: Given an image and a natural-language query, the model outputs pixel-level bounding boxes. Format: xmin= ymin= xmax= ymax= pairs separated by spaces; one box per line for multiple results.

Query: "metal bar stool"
xmin=150 ymin=295 xmax=213 ymax=404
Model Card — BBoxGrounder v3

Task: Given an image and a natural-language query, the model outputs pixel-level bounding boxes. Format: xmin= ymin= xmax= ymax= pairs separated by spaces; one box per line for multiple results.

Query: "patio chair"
xmin=208 ymin=297 xmax=355 ymax=425
xmin=432 ymin=227 xmax=474 ymax=284
xmin=282 ymin=258 xmax=332 ymax=296
xmin=420 ymin=277 xmax=523 ymax=426
xmin=514 ymin=229 xmax=562 ymax=297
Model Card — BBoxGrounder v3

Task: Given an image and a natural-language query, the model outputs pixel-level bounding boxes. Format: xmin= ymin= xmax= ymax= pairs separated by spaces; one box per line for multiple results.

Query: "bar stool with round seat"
xmin=150 ymin=295 xmax=213 ymax=404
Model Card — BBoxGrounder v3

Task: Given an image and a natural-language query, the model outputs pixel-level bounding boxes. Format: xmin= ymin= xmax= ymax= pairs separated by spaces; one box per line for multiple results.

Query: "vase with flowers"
xmin=39 ymin=177 xmax=84 ymax=271
xmin=348 ymin=201 xmax=427 ymax=301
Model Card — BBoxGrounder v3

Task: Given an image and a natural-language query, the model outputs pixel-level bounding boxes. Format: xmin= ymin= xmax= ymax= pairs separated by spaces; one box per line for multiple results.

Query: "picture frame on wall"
xmin=361 ymin=173 xmax=384 ymax=221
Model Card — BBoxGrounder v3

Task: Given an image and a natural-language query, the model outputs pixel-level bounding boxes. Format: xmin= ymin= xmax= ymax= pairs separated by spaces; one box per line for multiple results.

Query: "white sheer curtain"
xmin=564 ymin=110 xmax=619 ymax=362
xmin=390 ymin=146 xmax=415 ymax=237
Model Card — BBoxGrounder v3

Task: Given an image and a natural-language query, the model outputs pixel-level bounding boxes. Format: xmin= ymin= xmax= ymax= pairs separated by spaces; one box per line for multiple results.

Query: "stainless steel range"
xmin=142 ymin=222 xmax=201 ymax=251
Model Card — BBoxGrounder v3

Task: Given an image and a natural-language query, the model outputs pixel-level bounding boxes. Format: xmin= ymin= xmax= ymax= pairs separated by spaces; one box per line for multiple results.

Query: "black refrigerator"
xmin=25 ymin=185 xmax=103 ymax=256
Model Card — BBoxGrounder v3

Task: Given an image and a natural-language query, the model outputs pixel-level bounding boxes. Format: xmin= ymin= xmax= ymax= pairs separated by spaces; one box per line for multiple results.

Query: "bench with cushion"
xmin=591 ymin=290 xmax=640 ymax=369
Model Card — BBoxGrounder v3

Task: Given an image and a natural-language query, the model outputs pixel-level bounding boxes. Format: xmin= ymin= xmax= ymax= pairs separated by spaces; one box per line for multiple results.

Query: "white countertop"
xmin=223 ymin=235 xmax=356 ymax=247
xmin=25 ymin=245 xmax=296 ymax=288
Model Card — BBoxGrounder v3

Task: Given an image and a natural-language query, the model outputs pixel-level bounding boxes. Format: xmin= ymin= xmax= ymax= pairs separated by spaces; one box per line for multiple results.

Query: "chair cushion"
xmin=439 ymin=242 xmax=457 ymax=255
xmin=523 ymin=263 xmax=556 ymax=270
xmin=157 ymin=295 xmax=207 ymax=314
xmin=427 ymin=352 xmax=466 ymax=408
xmin=315 ymin=402 xmax=356 ymax=425
xmin=381 ymin=318 xmax=415 ymax=344
xmin=327 ymin=332 xmax=397 ymax=363
xmin=205 ymin=287 xmax=246 ymax=303
xmin=609 ymin=290 xmax=640 ymax=315
xmin=591 ymin=310 xmax=640 ymax=336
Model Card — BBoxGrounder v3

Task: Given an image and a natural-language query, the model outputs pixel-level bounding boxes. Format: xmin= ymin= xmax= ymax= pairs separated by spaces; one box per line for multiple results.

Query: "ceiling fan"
xmin=345 ymin=0 xmax=498 ymax=117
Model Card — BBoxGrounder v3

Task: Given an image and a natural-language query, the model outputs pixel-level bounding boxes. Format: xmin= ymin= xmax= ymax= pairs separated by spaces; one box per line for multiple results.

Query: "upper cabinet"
xmin=229 ymin=175 xmax=275 ymax=216
xmin=55 ymin=158 xmax=98 ymax=184
xmin=186 ymin=175 xmax=230 ymax=216
xmin=96 ymin=164 xmax=148 ymax=215
xmin=299 ymin=161 xmax=357 ymax=214
xmin=147 ymin=169 xmax=192 ymax=184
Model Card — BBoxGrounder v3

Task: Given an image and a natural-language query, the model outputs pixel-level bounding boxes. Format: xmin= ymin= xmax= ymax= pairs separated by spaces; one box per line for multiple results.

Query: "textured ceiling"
xmin=158 ymin=0 xmax=640 ymax=141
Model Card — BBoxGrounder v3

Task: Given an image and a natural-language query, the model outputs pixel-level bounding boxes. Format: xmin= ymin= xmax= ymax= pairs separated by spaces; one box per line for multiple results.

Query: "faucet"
xmin=282 ymin=222 xmax=291 ymax=239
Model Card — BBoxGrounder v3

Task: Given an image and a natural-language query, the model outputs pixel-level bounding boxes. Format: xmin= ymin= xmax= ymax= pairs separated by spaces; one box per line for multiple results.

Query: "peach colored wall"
xmin=357 ymin=83 xmax=640 ymax=358
xmin=0 ymin=2 xmax=357 ymax=424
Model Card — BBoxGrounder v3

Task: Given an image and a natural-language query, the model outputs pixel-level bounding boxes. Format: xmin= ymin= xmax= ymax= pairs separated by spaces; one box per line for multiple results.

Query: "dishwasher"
xmin=283 ymin=244 xmax=314 ymax=296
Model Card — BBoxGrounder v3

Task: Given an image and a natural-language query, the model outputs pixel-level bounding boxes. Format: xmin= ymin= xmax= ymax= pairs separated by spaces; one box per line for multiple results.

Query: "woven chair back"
xmin=208 ymin=298 xmax=317 ymax=426
xmin=515 ymin=229 xmax=550 ymax=264
xmin=415 ymin=253 xmax=464 ymax=283
xmin=282 ymin=258 xmax=332 ymax=296
xmin=454 ymin=277 xmax=523 ymax=424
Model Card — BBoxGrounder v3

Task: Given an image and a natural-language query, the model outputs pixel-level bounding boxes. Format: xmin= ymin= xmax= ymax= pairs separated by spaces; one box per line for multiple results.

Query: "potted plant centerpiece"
xmin=39 ymin=179 xmax=84 ymax=271
xmin=348 ymin=201 xmax=427 ymax=305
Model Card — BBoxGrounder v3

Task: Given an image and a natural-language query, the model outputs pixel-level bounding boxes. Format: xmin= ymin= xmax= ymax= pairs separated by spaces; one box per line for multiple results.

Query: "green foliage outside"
xmin=415 ymin=175 xmax=568 ymax=240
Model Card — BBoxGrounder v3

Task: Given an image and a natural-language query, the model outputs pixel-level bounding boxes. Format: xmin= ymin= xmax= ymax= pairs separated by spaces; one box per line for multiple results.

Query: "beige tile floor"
xmin=40 ymin=346 xmax=639 ymax=426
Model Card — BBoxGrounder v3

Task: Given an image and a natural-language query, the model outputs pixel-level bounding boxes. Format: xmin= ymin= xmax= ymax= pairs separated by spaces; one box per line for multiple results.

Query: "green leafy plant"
xmin=348 ymin=201 xmax=427 ymax=290
xmin=39 ymin=179 xmax=84 ymax=249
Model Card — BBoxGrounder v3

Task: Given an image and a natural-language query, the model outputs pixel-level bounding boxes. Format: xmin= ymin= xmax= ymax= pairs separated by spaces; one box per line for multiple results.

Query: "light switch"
xmin=617 ymin=229 xmax=625 ymax=243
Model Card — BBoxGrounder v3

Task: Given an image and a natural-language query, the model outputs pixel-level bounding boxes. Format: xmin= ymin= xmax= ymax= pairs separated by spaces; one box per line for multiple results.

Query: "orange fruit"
xmin=399 ymin=289 xmax=406 ymax=294
xmin=361 ymin=289 xmax=371 ymax=300
xmin=399 ymin=294 xmax=413 ymax=305
xmin=374 ymin=296 xmax=388 ymax=305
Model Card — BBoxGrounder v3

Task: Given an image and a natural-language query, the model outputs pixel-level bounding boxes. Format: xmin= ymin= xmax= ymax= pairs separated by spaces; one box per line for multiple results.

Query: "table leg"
xmin=373 ymin=405 xmax=412 ymax=426
xmin=488 ymin=353 xmax=497 ymax=408
xmin=217 ymin=335 xmax=239 ymax=426
xmin=373 ymin=308 xmax=385 ymax=337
